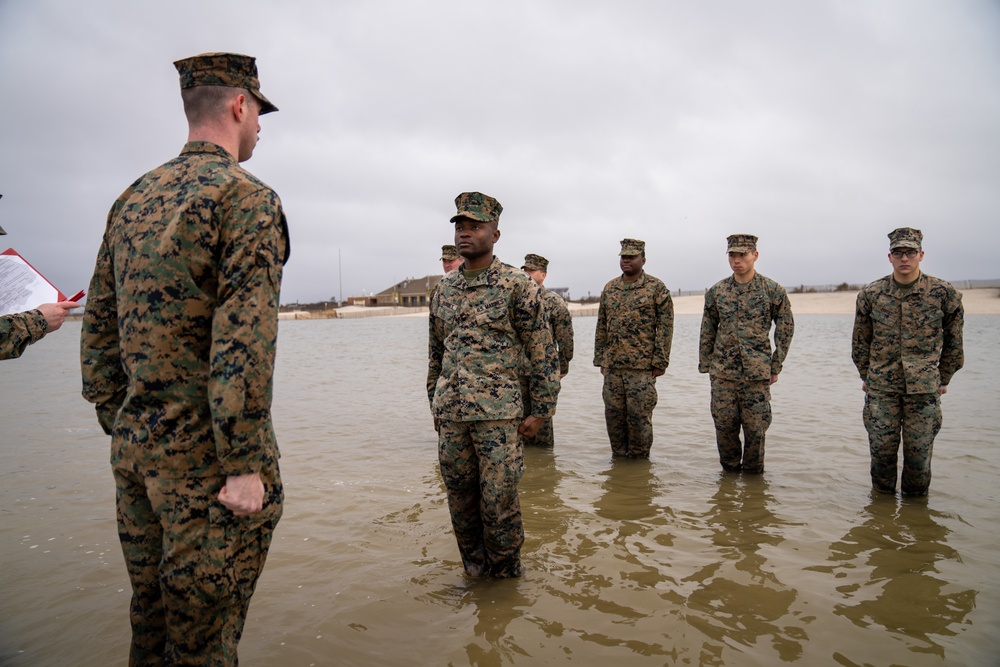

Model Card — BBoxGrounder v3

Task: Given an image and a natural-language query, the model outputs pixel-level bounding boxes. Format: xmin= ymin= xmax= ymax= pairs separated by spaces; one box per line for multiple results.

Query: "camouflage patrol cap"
xmin=173 ymin=52 xmax=278 ymax=115
xmin=726 ymin=234 xmax=758 ymax=253
xmin=619 ymin=238 xmax=645 ymax=256
xmin=440 ymin=244 xmax=459 ymax=261
xmin=522 ymin=253 xmax=549 ymax=272
xmin=888 ymin=227 xmax=922 ymax=250
xmin=450 ymin=192 xmax=503 ymax=224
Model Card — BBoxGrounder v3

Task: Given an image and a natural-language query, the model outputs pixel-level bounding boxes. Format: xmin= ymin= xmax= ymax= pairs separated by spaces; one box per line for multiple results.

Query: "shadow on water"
xmin=682 ymin=473 xmax=803 ymax=664
xmin=807 ymin=494 xmax=977 ymax=664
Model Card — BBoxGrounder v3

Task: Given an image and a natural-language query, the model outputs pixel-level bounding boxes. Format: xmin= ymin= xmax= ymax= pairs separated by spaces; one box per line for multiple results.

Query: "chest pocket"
xmin=475 ymin=304 xmax=516 ymax=348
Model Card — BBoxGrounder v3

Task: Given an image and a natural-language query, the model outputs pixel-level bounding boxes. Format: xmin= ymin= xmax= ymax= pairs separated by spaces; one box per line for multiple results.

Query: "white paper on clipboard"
xmin=0 ymin=247 xmax=66 ymax=316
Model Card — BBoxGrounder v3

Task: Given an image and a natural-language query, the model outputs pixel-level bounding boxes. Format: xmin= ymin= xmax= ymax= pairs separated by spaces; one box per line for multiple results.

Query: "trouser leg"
xmin=739 ymin=381 xmax=772 ymax=473
xmin=710 ymin=377 xmax=743 ymax=471
xmin=115 ymin=468 xmax=167 ymax=666
xmin=115 ymin=464 xmax=282 ymax=667
xmin=623 ymin=371 xmax=657 ymax=458
xmin=438 ymin=419 xmax=525 ymax=577
xmin=900 ymin=393 xmax=942 ymax=496
xmin=438 ymin=420 xmax=487 ymax=576
xmin=473 ymin=420 xmax=525 ymax=577
xmin=863 ymin=390 xmax=902 ymax=493
xmin=603 ymin=371 xmax=629 ymax=456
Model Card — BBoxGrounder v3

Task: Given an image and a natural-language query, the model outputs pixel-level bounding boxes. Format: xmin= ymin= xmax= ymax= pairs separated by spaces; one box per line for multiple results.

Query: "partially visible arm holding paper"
xmin=0 ymin=248 xmax=81 ymax=360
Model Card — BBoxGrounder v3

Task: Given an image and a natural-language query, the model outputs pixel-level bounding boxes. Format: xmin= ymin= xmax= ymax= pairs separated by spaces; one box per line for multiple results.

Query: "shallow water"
xmin=1 ymin=314 xmax=998 ymax=666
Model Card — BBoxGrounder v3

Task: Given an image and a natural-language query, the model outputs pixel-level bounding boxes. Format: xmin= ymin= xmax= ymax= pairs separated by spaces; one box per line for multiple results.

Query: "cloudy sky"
xmin=1 ymin=0 xmax=998 ymax=304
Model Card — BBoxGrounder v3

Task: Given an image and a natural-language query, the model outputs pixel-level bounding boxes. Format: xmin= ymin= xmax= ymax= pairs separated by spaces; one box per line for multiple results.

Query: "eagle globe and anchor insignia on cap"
xmin=726 ymin=234 xmax=758 ymax=254
xmin=618 ymin=238 xmax=645 ymax=256
xmin=888 ymin=227 xmax=922 ymax=250
xmin=450 ymin=192 xmax=503 ymax=224
xmin=522 ymin=254 xmax=549 ymax=272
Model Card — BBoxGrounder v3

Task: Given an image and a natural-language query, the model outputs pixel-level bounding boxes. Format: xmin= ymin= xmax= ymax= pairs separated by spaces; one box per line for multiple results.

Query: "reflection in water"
xmin=810 ymin=494 xmax=976 ymax=662
xmin=684 ymin=474 xmax=804 ymax=664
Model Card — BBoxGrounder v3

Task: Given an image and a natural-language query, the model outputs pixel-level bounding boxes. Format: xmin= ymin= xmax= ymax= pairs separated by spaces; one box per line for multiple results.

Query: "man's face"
xmin=524 ymin=268 xmax=546 ymax=286
xmin=620 ymin=253 xmax=645 ymax=278
xmin=237 ymin=94 xmax=262 ymax=162
xmin=454 ymin=217 xmax=499 ymax=262
xmin=442 ymin=257 xmax=463 ymax=273
xmin=889 ymin=247 xmax=923 ymax=280
xmin=728 ymin=250 xmax=758 ymax=277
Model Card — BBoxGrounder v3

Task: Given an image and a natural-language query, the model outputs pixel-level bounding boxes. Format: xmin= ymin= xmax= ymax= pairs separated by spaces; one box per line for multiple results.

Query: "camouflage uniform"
xmin=699 ymin=236 xmax=794 ymax=473
xmin=852 ymin=228 xmax=964 ymax=496
xmin=593 ymin=240 xmax=673 ymax=458
xmin=80 ymin=53 xmax=287 ymax=665
xmin=0 ymin=309 xmax=48 ymax=360
xmin=427 ymin=193 xmax=559 ymax=578
xmin=518 ymin=253 xmax=574 ymax=447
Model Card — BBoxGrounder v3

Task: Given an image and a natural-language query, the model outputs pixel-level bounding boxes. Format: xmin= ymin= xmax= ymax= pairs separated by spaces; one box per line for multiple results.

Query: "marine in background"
xmin=699 ymin=234 xmax=794 ymax=473
xmin=852 ymin=227 xmax=964 ymax=496
xmin=519 ymin=253 xmax=574 ymax=447
xmin=593 ymin=238 xmax=673 ymax=458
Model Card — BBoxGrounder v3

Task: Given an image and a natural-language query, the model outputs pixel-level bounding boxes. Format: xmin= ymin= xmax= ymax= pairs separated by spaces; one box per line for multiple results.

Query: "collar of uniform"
xmin=620 ymin=270 xmax=646 ymax=289
xmin=180 ymin=141 xmax=236 ymax=161
xmin=729 ymin=272 xmax=760 ymax=291
xmin=461 ymin=256 xmax=502 ymax=287
xmin=885 ymin=271 xmax=926 ymax=297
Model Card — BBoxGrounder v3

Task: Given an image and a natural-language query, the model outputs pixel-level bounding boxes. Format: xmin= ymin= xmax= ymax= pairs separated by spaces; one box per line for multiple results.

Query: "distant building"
xmin=549 ymin=287 xmax=570 ymax=300
xmin=372 ymin=275 xmax=443 ymax=307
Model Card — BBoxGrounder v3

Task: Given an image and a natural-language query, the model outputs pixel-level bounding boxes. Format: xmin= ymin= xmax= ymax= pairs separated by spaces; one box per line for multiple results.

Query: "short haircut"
xmin=180 ymin=85 xmax=249 ymax=125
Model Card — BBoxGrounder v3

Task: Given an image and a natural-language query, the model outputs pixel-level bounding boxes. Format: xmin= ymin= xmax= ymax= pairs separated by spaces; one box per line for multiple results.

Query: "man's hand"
xmin=861 ymin=382 xmax=868 ymax=392
xmin=939 ymin=385 xmax=948 ymax=396
xmin=37 ymin=301 xmax=80 ymax=332
xmin=770 ymin=373 xmax=778 ymax=386
xmin=433 ymin=417 xmax=440 ymax=432
xmin=518 ymin=416 xmax=543 ymax=439
xmin=651 ymin=368 xmax=665 ymax=378
xmin=218 ymin=473 xmax=265 ymax=517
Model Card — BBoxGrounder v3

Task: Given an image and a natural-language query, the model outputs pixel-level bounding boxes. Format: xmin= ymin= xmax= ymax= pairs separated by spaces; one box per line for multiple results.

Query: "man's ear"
xmin=231 ymin=93 xmax=247 ymax=121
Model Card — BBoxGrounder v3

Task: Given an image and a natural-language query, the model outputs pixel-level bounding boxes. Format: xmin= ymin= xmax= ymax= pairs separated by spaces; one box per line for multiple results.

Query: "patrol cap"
xmin=173 ymin=52 xmax=278 ymax=115
xmin=440 ymin=244 xmax=459 ymax=261
xmin=522 ymin=253 xmax=549 ymax=272
xmin=888 ymin=227 xmax=922 ymax=250
xmin=450 ymin=192 xmax=503 ymax=224
xmin=726 ymin=234 xmax=758 ymax=253
xmin=619 ymin=238 xmax=645 ymax=256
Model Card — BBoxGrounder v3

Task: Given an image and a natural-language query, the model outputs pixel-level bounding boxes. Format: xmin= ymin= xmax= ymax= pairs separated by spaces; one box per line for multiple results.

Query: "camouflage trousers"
xmin=710 ymin=377 xmax=772 ymax=473
xmin=438 ymin=419 xmax=525 ymax=578
xmin=602 ymin=369 xmax=658 ymax=458
xmin=863 ymin=390 xmax=941 ymax=496
xmin=113 ymin=464 xmax=283 ymax=666
xmin=519 ymin=376 xmax=555 ymax=447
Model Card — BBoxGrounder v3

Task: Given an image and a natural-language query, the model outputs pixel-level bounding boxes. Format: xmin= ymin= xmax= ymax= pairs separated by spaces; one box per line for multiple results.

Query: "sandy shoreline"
xmin=284 ymin=287 xmax=999 ymax=319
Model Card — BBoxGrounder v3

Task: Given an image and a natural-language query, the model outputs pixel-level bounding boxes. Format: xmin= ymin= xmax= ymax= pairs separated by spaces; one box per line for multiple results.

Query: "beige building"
xmin=372 ymin=275 xmax=443 ymax=307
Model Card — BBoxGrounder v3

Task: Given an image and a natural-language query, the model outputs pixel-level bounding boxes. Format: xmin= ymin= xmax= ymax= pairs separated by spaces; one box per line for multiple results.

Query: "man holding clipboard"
xmin=0 ymin=222 xmax=82 ymax=360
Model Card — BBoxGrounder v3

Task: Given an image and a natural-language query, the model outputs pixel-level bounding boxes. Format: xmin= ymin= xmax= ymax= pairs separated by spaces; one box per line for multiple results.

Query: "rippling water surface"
xmin=1 ymin=314 xmax=998 ymax=666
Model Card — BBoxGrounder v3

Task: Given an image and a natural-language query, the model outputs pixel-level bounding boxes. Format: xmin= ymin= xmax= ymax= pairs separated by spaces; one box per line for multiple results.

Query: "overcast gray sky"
xmin=1 ymin=0 xmax=998 ymax=304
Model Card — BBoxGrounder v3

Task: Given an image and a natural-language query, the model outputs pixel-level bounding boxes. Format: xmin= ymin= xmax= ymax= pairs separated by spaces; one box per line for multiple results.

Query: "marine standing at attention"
xmin=520 ymin=253 xmax=574 ymax=447
xmin=852 ymin=227 xmax=964 ymax=496
xmin=427 ymin=192 xmax=559 ymax=578
xmin=80 ymin=53 xmax=289 ymax=664
xmin=593 ymin=238 xmax=673 ymax=458
xmin=699 ymin=234 xmax=794 ymax=473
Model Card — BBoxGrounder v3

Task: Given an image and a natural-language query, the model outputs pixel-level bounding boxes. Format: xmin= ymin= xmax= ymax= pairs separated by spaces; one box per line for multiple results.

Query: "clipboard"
xmin=0 ymin=247 xmax=81 ymax=316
